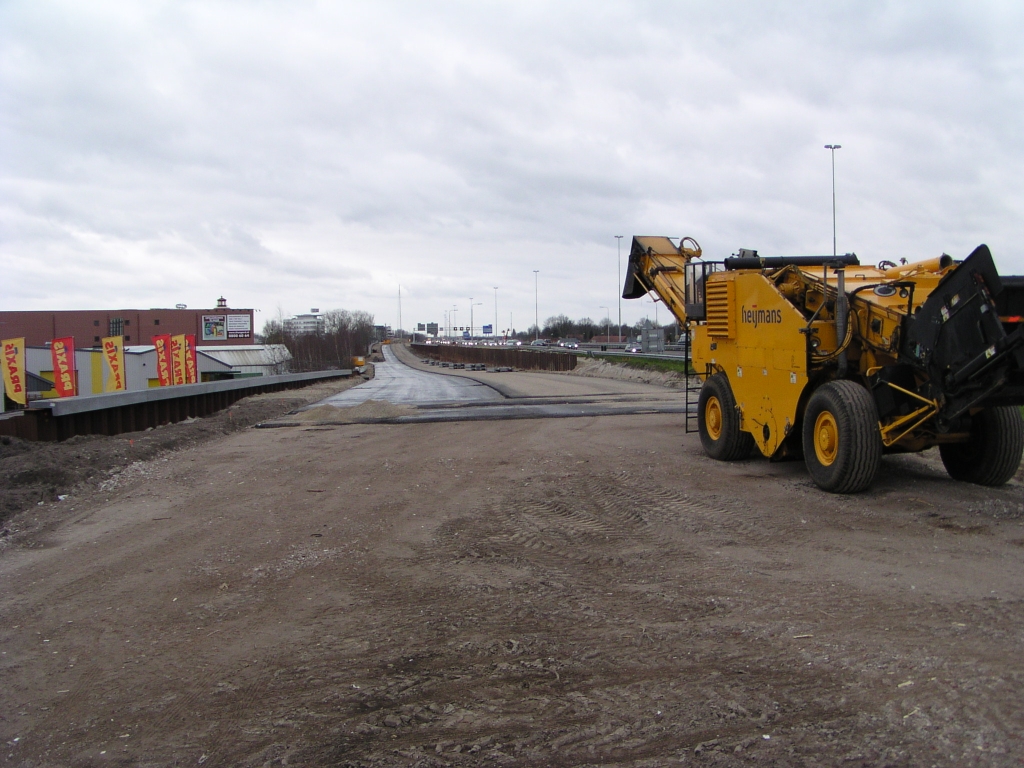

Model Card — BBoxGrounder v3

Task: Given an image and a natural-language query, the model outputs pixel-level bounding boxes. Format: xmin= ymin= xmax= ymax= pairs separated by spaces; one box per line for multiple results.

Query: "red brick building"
xmin=0 ymin=299 xmax=255 ymax=348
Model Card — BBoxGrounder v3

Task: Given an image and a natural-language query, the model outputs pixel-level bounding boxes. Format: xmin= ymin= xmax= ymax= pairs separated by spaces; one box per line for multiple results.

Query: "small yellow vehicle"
xmin=623 ymin=236 xmax=1024 ymax=492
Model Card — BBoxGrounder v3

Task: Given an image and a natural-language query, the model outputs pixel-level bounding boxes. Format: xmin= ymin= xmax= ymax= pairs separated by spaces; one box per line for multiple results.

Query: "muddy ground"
xmin=1 ymin=366 xmax=1023 ymax=767
xmin=0 ymin=373 xmax=370 ymax=530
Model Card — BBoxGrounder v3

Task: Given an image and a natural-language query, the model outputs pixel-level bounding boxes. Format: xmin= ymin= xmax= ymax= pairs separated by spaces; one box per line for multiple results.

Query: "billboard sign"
xmin=202 ymin=315 xmax=226 ymax=341
xmin=482 ymin=324 xmax=493 ymax=335
xmin=226 ymin=314 xmax=251 ymax=338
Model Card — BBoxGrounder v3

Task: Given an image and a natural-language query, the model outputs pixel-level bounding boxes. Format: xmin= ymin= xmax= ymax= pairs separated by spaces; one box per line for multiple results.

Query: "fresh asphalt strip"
xmin=256 ymin=398 xmax=692 ymax=428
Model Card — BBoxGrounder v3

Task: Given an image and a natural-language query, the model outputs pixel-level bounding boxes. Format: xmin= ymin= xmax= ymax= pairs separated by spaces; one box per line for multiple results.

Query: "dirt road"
xmin=2 ymin=364 xmax=1023 ymax=766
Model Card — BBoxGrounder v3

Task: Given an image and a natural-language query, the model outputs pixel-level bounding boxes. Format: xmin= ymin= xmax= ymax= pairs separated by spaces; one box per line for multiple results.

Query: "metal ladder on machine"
xmin=681 ymin=328 xmax=703 ymax=433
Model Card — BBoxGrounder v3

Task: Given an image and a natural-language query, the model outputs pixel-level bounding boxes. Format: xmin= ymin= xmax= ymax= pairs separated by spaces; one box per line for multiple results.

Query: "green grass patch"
xmin=590 ymin=354 xmax=694 ymax=375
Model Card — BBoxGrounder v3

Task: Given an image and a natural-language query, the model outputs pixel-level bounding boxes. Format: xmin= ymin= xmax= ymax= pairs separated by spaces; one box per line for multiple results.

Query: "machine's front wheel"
xmin=698 ymin=373 xmax=755 ymax=460
xmin=802 ymin=381 xmax=882 ymax=493
xmin=939 ymin=407 xmax=1024 ymax=486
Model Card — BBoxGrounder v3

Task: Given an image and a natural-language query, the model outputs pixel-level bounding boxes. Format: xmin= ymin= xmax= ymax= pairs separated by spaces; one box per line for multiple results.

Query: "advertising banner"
xmin=184 ymin=335 xmax=198 ymax=384
xmin=102 ymin=336 xmax=126 ymax=392
xmin=1 ymin=337 xmax=27 ymax=406
xmin=152 ymin=335 xmax=173 ymax=386
xmin=51 ymin=336 xmax=77 ymax=397
xmin=170 ymin=334 xmax=187 ymax=385
xmin=202 ymin=315 xmax=226 ymax=342
xmin=226 ymin=314 xmax=251 ymax=339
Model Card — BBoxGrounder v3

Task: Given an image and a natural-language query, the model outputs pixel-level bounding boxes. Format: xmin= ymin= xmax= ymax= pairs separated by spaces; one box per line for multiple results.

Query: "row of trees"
xmin=520 ymin=315 xmax=680 ymax=342
xmin=258 ymin=309 xmax=375 ymax=372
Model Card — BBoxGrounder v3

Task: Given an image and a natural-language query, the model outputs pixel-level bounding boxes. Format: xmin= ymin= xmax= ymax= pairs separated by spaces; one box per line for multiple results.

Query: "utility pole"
xmin=615 ymin=235 xmax=623 ymax=342
xmin=471 ymin=301 xmax=482 ymax=340
xmin=533 ymin=270 xmax=540 ymax=340
xmin=600 ymin=305 xmax=610 ymax=342
xmin=397 ymin=284 xmax=402 ymax=340
xmin=493 ymin=286 xmax=498 ymax=338
xmin=825 ymin=145 xmax=841 ymax=257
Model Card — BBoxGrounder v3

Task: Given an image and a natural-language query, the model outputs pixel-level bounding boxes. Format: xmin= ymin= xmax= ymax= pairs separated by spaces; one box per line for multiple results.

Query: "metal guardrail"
xmin=1 ymin=370 xmax=352 ymax=441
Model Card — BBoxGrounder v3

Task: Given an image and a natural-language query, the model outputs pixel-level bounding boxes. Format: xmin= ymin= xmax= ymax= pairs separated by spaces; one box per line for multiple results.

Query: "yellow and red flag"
xmin=2 ymin=337 xmax=27 ymax=406
xmin=51 ymin=336 xmax=77 ymax=397
xmin=102 ymin=336 xmax=126 ymax=392
xmin=152 ymin=335 xmax=173 ymax=386
xmin=170 ymin=334 xmax=187 ymax=385
xmin=184 ymin=335 xmax=198 ymax=384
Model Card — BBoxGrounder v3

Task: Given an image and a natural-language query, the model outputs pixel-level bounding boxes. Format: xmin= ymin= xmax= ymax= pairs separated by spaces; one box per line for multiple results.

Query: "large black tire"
xmin=697 ymin=373 xmax=755 ymax=461
xmin=802 ymin=381 xmax=882 ymax=493
xmin=939 ymin=407 xmax=1024 ymax=486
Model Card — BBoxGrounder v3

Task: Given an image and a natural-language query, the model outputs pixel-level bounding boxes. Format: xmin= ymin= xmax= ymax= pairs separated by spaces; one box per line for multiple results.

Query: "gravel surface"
xmin=1 ymin=360 xmax=1023 ymax=767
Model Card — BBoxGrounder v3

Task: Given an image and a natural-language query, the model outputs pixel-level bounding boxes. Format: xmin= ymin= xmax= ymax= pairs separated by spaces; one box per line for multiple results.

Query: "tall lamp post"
xmin=471 ymin=301 xmax=482 ymax=341
xmin=451 ymin=305 xmax=457 ymax=339
xmin=533 ymin=270 xmax=540 ymax=340
xmin=615 ymin=235 xmax=623 ymax=341
xmin=825 ymin=144 xmax=841 ymax=257
xmin=600 ymin=306 xmax=610 ymax=342
xmin=493 ymin=287 xmax=498 ymax=338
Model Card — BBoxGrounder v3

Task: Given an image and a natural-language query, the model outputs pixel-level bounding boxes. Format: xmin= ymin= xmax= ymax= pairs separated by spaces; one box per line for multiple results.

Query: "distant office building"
xmin=0 ymin=298 xmax=254 ymax=348
xmin=283 ymin=313 xmax=325 ymax=336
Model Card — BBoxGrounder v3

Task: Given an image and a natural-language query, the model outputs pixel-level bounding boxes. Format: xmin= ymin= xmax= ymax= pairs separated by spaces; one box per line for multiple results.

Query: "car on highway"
xmin=624 ymin=342 xmax=643 ymax=353
xmin=530 ymin=339 xmax=549 ymax=347
xmin=505 ymin=339 xmax=522 ymax=347
xmin=559 ymin=338 xmax=580 ymax=349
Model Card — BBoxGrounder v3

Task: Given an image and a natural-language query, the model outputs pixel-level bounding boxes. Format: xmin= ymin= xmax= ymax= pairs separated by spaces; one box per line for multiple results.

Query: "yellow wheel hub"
xmin=814 ymin=411 xmax=839 ymax=466
xmin=706 ymin=396 xmax=723 ymax=441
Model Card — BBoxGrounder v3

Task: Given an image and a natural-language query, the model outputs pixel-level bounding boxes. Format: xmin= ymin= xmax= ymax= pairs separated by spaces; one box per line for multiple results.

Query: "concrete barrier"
xmin=411 ymin=344 xmax=577 ymax=372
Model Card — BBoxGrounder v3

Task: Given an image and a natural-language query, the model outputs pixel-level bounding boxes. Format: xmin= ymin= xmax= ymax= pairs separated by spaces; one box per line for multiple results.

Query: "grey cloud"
xmin=2 ymin=0 xmax=1022 ymax=330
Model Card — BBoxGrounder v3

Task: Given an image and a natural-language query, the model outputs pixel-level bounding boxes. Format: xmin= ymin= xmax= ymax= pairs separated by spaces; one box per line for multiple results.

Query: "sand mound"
xmin=292 ymin=399 xmax=415 ymax=423
xmin=568 ymin=358 xmax=685 ymax=388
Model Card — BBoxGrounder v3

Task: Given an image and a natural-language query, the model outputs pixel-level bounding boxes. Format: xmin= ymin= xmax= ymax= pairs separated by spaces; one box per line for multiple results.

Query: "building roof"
xmin=197 ymin=345 xmax=292 ymax=368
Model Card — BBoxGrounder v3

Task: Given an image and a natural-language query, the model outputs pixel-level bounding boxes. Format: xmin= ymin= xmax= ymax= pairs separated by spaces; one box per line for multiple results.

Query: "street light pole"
xmin=493 ymin=287 xmax=498 ymax=338
xmin=600 ymin=305 xmax=610 ymax=342
xmin=533 ymin=270 xmax=540 ymax=340
xmin=471 ymin=301 xmax=482 ymax=341
xmin=825 ymin=144 xmax=841 ymax=258
xmin=615 ymin=235 xmax=623 ymax=342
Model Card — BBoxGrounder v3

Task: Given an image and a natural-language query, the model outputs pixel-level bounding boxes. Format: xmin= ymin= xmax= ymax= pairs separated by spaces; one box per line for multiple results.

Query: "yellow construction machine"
xmin=623 ymin=237 xmax=1024 ymax=492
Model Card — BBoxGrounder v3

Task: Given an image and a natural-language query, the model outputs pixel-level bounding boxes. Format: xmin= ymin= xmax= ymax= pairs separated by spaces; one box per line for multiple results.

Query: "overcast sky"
xmin=3 ymin=1 xmax=1023 ymax=335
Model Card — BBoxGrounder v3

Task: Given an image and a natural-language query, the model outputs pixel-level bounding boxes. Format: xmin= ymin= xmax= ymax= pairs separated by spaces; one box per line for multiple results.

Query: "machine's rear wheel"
xmin=698 ymin=373 xmax=755 ymax=460
xmin=939 ymin=407 xmax=1024 ymax=486
xmin=802 ymin=381 xmax=882 ymax=493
